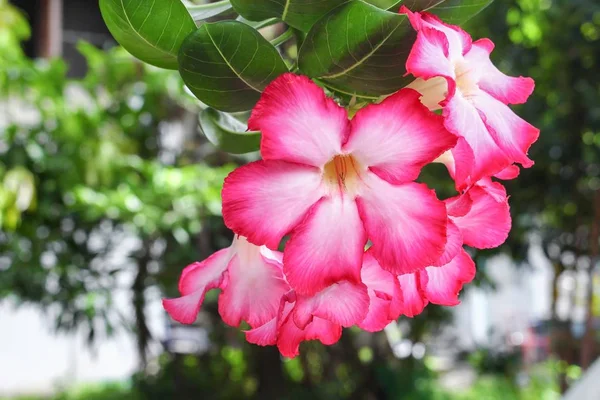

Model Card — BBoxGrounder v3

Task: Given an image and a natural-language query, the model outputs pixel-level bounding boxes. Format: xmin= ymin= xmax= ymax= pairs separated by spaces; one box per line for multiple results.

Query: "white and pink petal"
xmin=222 ymin=160 xmax=324 ymax=250
xmin=249 ymin=73 xmax=348 ymax=167
xmin=283 ymin=194 xmax=366 ymax=295
xmin=356 ymin=173 xmax=448 ymax=275
xmin=345 ymin=89 xmax=456 ymax=185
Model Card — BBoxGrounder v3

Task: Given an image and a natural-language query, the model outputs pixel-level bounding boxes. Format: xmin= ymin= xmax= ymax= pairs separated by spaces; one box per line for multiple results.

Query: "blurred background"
xmin=1 ymin=0 xmax=599 ymax=399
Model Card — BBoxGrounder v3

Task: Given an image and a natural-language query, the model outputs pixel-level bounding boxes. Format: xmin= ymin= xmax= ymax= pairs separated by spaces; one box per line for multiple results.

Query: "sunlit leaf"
xmin=230 ymin=0 xmax=347 ymax=31
xmin=178 ymin=21 xmax=289 ymax=112
xmin=298 ymin=0 xmax=415 ymax=98
xmin=99 ymin=0 xmax=196 ymax=69
xmin=402 ymin=0 xmax=494 ymax=25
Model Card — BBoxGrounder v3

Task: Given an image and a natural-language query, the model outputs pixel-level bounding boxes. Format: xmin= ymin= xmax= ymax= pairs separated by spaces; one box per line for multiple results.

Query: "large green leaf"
xmin=365 ymin=0 xmax=402 ymax=9
xmin=401 ymin=0 xmax=493 ymax=24
xmin=230 ymin=0 xmax=347 ymax=31
xmin=99 ymin=0 xmax=196 ymax=69
xmin=199 ymin=108 xmax=261 ymax=154
xmin=178 ymin=21 xmax=289 ymax=112
xmin=298 ymin=0 xmax=415 ymax=98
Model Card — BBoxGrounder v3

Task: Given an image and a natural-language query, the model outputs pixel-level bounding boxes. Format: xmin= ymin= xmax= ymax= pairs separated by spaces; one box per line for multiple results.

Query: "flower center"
xmin=454 ymin=60 xmax=479 ymax=98
xmin=323 ymin=155 xmax=363 ymax=196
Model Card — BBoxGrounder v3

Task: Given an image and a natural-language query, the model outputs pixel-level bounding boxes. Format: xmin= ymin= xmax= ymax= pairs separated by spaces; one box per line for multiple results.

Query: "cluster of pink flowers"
xmin=163 ymin=8 xmax=538 ymax=358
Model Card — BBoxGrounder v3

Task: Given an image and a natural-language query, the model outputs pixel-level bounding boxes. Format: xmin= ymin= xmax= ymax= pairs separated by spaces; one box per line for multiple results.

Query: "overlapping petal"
xmin=283 ymin=195 xmax=366 ymax=295
xmin=293 ymin=281 xmax=369 ymax=329
xmin=356 ymin=173 xmax=448 ymax=275
xmin=345 ymin=89 xmax=456 ymax=185
xmin=421 ymin=249 xmax=476 ymax=306
xmin=358 ymin=252 xmax=403 ymax=332
xmin=450 ymin=180 xmax=511 ymax=249
xmin=222 ymin=160 xmax=324 ymax=250
xmin=218 ymin=246 xmax=289 ymax=328
xmin=397 ymin=273 xmax=428 ymax=317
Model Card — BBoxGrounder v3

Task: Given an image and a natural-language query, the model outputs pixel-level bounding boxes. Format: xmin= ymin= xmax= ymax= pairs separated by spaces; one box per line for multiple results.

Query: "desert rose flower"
xmin=246 ymin=281 xmax=369 ymax=358
xmin=222 ymin=73 xmax=457 ymax=296
xmin=394 ymin=178 xmax=511 ymax=316
xmin=162 ymin=235 xmax=289 ymax=328
xmin=401 ymin=6 xmax=539 ymax=189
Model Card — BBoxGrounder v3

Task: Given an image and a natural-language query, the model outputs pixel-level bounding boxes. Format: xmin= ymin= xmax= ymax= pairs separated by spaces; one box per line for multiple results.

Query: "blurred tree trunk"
xmin=581 ymin=191 xmax=600 ymax=369
xmin=254 ymin=345 xmax=286 ymax=398
xmin=133 ymin=240 xmax=152 ymax=370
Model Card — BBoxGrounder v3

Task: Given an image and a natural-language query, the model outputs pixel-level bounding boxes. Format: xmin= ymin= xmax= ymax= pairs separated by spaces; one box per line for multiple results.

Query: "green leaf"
xmin=99 ymin=0 xmax=196 ymax=69
xmin=186 ymin=0 xmax=233 ymax=22
xmin=364 ymin=0 xmax=401 ymax=9
xmin=401 ymin=0 xmax=494 ymax=25
xmin=199 ymin=108 xmax=261 ymax=154
xmin=230 ymin=0 xmax=347 ymax=32
xmin=298 ymin=0 xmax=415 ymax=98
xmin=178 ymin=21 xmax=289 ymax=112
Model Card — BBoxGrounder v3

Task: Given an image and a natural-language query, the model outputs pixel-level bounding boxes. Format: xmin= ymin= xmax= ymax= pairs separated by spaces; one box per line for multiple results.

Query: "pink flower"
xmin=391 ymin=179 xmax=511 ymax=317
xmin=246 ymin=282 xmax=369 ymax=358
xmin=222 ymin=73 xmax=457 ymax=296
xmin=162 ymin=236 xmax=289 ymax=328
xmin=400 ymin=7 xmax=539 ymax=190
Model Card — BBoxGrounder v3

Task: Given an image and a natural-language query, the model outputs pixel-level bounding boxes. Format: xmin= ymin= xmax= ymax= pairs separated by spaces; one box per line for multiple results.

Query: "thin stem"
xmin=270 ymin=28 xmax=294 ymax=47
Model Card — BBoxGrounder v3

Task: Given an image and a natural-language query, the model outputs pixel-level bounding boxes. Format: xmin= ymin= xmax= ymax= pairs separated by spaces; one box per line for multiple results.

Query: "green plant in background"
xmin=0 ymin=0 xmax=232 ymax=369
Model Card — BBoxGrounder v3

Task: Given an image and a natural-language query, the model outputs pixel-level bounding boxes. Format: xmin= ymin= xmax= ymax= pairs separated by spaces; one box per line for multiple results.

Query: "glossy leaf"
xmin=230 ymin=0 xmax=347 ymax=31
xmin=364 ymin=0 xmax=402 ymax=9
xmin=199 ymin=108 xmax=261 ymax=154
xmin=99 ymin=0 xmax=196 ymax=69
xmin=298 ymin=0 xmax=415 ymax=98
xmin=401 ymin=0 xmax=494 ymax=24
xmin=178 ymin=21 xmax=289 ymax=112
xmin=186 ymin=0 xmax=233 ymax=22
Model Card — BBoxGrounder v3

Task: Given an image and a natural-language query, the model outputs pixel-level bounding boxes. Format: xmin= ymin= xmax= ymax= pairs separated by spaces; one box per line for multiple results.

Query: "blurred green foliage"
xmin=0 ymin=0 xmax=232 ymax=361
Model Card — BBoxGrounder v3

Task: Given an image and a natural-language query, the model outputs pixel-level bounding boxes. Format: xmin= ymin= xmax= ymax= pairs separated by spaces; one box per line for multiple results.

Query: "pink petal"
xmin=249 ymin=73 xmax=348 ymax=167
xmin=405 ymin=26 xmax=456 ymax=97
xmin=445 ymin=192 xmax=473 ymax=218
xmin=432 ymin=219 xmax=462 ymax=266
xmin=245 ymin=317 xmax=278 ymax=346
xmin=422 ymin=12 xmax=471 ymax=56
xmin=163 ymin=249 xmax=231 ymax=324
xmin=178 ymin=249 xmax=231 ymax=295
xmin=465 ymin=39 xmax=534 ymax=105
xmin=472 ymin=90 xmax=539 ymax=169
xmin=397 ymin=273 xmax=428 ymax=317
xmin=452 ymin=182 xmax=511 ymax=249
xmin=277 ymin=308 xmax=342 ymax=358
xmin=358 ymin=252 xmax=403 ymax=332
xmin=356 ymin=173 xmax=448 ymax=275
xmin=222 ymin=160 xmax=324 ymax=250
xmin=422 ymin=249 xmax=476 ymax=306
xmin=283 ymin=195 xmax=366 ymax=295
xmin=162 ymin=290 xmax=205 ymax=325
xmin=218 ymin=247 xmax=290 ymax=328
xmin=444 ymin=93 xmax=513 ymax=185
xmin=293 ymin=281 xmax=369 ymax=329
xmin=402 ymin=7 xmax=471 ymax=60
xmin=345 ymin=89 xmax=456 ymax=185
xmin=494 ymin=165 xmax=520 ymax=180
